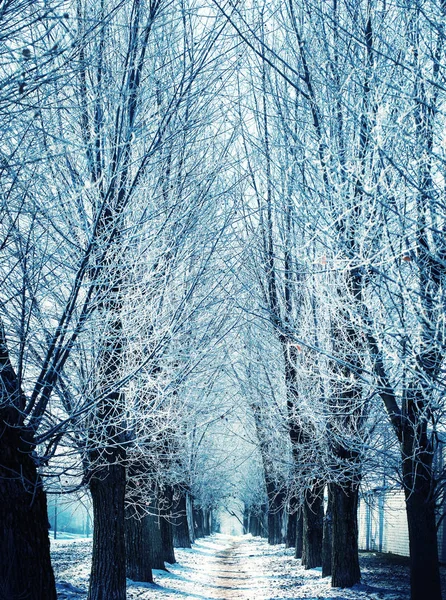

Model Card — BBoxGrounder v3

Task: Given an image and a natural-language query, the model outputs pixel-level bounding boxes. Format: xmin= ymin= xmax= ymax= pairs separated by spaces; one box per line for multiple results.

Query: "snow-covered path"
xmin=53 ymin=534 xmax=422 ymax=599
xmin=127 ymin=536 xmax=259 ymax=599
xmin=211 ymin=539 xmax=252 ymax=598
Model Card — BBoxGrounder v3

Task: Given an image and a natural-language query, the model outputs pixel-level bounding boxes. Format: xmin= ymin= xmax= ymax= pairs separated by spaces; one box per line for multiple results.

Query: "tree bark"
xmin=267 ymin=486 xmax=285 ymax=545
xmin=160 ymin=486 xmax=176 ymax=564
xmin=160 ymin=515 xmax=175 ymax=564
xmin=88 ymin=461 xmax=126 ymax=600
xmin=402 ymin=426 xmax=441 ymax=600
xmin=186 ymin=493 xmax=195 ymax=543
xmin=146 ymin=509 xmax=165 ymax=570
xmin=322 ymin=485 xmax=333 ymax=578
xmin=0 ymin=423 xmax=57 ymax=600
xmin=209 ymin=509 xmax=215 ymax=534
xmin=331 ymin=482 xmax=360 ymax=587
xmin=193 ymin=506 xmax=204 ymax=539
xmin=173 ymin=489 xmax=191 ymax=548
xmin=243 ymin=509 xmax=249 ymax=534
xmin=295 ymin=508 xmax=303 ymax=559
xmin=405 ymin=487 xmax=441 ymax=600
xmin=286 ymin=497 xmax=298 ymax=548
xmin=250 ymin=513 xmax=259 ymax=536
xmin=302 ymin=483 xmax=324 ymax=569
xmin=267 ymin=508 xmax=283 ymax=545
xmin=125 ymin=511 xmax=153 ymax=583
xmin=202 ymin=508 xmax=211 ymax=536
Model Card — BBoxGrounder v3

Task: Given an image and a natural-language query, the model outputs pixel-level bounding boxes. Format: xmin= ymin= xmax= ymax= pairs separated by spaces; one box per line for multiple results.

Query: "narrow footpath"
xmin=212 ymin=539 xmax=252 ymax=599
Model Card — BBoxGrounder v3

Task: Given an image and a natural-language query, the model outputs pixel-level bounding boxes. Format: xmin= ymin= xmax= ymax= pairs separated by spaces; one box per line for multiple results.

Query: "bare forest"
xmin=1 ymin=1 xmax=446 ymax=600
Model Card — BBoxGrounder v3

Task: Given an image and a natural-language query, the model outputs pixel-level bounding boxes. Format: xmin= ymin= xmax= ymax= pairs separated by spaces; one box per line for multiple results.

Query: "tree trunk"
xmin=268 ymin=508 xmax=283 ymax=545
xmin=255 ymin=514 xmax=263 ymax=537
xmin=402 ymin=442 xmax=441 ymax=600
xmin=302 ymin=483 xmax=324 ymax=569
xmin=146 ymin=509 xmax=166 ymax=570
xmin=88 ymin=462 xmax=126 ymax=600
xmin=267 ymin=486 xmax=285 ymax=545
xmin=0 ymin=424 xmax=57 ymax=600
xmin=250 ymin=513 xmax=258 ymax=536
xmin=286 ymin=497 xmax=298 ymax=548
xmin=209 ymin=509 xmax=214 ymax=534
xmin=186 ymin=493 xmax=195 ymax=544
xmin=405 ymin=488 xmax=441 ymax=600
xmin=243 ymin=509 xmax=249 ymax=534
xmin=193 ymin=506 xmax=204 ymax=539
xmin=173 ymin=489 xmax=191 ymax=548
xmin=160 ymin=515 xmax=175 ymax=564
xmin=125 ymin=511 xmax=153 ymax=583
xmin=260 ymin=504 xmax=268 ymax=537
xmin=331 ymin=481 xmax=360 ymax=587
xmin=322 ymin=485 xmax=333 ymax=578
xmin=295 ymin=508 xmax=303 ymax=559
xmin=202 ymin=509 xmax=210 ymax=536
xmin=160 ymin=486 xmax=176 ymax=564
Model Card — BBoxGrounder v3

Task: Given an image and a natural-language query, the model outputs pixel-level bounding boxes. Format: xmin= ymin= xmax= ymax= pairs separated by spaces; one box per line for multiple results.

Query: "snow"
xmin=51 ymin=533 xmax=434 ymax=599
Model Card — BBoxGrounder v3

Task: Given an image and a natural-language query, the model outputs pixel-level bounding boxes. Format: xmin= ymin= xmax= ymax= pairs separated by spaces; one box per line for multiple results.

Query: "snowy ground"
xmin=51 ymin=533 xmax=446 ymax=599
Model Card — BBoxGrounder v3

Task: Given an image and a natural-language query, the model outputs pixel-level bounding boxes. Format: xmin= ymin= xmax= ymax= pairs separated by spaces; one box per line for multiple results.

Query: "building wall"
xmin=358 ymin=490 xmax=409 ymax=557
xmin=358 ymin=489 xmax=446 ymax=563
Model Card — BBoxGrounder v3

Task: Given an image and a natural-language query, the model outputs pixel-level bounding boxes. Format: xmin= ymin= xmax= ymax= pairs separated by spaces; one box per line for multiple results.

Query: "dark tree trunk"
xmin=250 ymin=513 xmax=259 ymax=536
xmin=202 ymin=509 xmax=210 ymax=536
xmin=160 ymin=486 xmax=176 ymax=564
xmin=146 ymin=510 xmax=166 ymax=570
xmin=261 ymin=504 xmax=268 ymax=538
xmin=302 ymin=483 xmax=324 ymax=569
xmin=209 ymin=509 xmax=214 ymax=534
xmin=286 ymin=497 xmax=298 ymax=548
xmin=88 ymin=461 xmax=127 ymax=600
xmin=248 ymin=505 xmax=265 ymax=538
xmin=160 ymin=515 xmax=175 ymax=564
xmin=186 ymin=493 xmax=195 ymax=543
xmin=331 ymin=481 xmax=360 ymax=587
xmin=125 ymin=466 xmax=153 ymax=582
xmin=125 ymin=511 xmax=153 ymax=583
xmin=255 ymin=514 xmax=262 ymax=537
xmin=193 ymin=506 xmax=204 ymax=539
xmin=402 ymin=435 xmax=441 ymax=600
xmin=173 ymin=489 xmax=191 ymax=548
xmin=405 ymin=487 xmax=441 ymax=600
xmin=295 ymin=508 xmax=303 ymax=559
xmin=322 ymin=485 xmax=333 ymax=578
xmin=267 ymin=486 xmax=285 ymax=545
xmin=0 ymin=423 xmax=57 ymax=600
xmin=243 ymin=509 xmax=249 ymax=534
xmin=268 ymin=507 xmax=283 ymax=545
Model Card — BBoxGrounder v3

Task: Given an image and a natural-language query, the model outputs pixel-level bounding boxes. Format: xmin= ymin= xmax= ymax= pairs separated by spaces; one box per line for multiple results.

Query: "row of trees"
xmin=1 ymin=2 xmax=445 ymax=600
xmin=226 ymin=2 xmax=446 ymax=600
xmin=0 ymin=1 xmax=237 ymax=599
